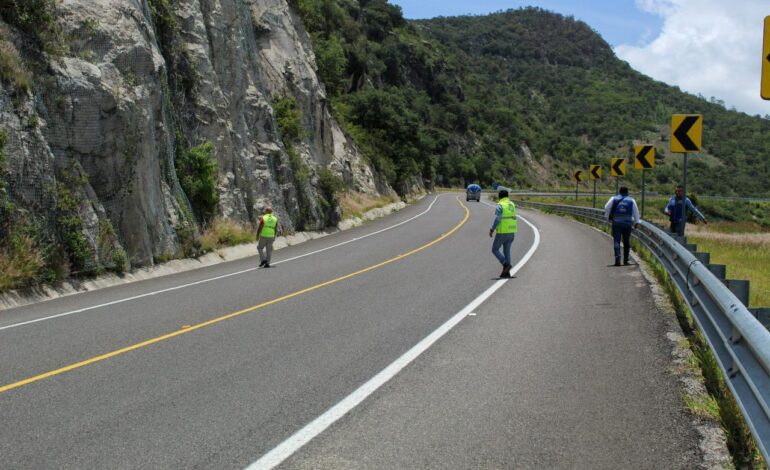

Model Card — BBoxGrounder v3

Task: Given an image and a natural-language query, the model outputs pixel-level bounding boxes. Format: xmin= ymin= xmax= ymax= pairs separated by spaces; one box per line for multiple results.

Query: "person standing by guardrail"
xmin=489 ymin=189 xmax=517 ymax=278
xmin=604 ymin=186 xmax=640 ymax=266
xmin=664 ymin=185 xmax=707 ymax=234
xmin=257 ymin=207 xmax=279 ymax=268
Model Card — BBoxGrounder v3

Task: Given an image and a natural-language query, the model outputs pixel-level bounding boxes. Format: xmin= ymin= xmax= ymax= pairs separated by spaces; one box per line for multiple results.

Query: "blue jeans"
xmin=492 ymin=233 xmax=515 ymax=266
xmin=612 ymin=223 xmax=632 ymax=261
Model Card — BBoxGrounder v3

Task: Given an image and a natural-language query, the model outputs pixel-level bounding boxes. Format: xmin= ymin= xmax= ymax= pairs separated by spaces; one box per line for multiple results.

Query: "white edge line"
xmin=246 ymin=215 xmax=540 ymax=470
xmin=0 ymin=196 xmax=442 ymax=333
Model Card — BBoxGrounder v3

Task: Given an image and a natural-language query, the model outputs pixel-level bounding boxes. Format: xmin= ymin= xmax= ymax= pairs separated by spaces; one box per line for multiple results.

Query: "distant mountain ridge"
xmin=295 ymin=2 xmax=770 ymax=197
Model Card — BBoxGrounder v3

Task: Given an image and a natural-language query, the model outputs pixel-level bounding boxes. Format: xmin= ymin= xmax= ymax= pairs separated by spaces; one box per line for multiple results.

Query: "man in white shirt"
xmin=604 ymin=186 xmax=640 ymax=266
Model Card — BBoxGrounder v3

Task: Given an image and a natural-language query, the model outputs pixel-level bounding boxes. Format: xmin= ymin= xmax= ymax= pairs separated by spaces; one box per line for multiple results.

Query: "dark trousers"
xmin=612 ymin=223 xmax=632 ymax=262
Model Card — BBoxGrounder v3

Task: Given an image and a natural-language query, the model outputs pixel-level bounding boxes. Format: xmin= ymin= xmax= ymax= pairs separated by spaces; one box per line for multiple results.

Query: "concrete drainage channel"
xmin=0 ymin=200 xmax=408 ymax=312
xmin=514 ymin=199 xmax=770 ymax=467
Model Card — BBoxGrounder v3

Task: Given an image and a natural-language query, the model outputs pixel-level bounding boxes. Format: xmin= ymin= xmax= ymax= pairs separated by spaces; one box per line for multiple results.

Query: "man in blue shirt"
xmin=604 ymin=187 xmax=640 ymax=266
xmin=664 ymin=185 xmax=708 ymax=234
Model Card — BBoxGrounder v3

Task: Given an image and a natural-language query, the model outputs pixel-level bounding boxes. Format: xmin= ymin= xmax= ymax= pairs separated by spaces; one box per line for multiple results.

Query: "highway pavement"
xmin=0 ymin=193 xmax=701 ymax=468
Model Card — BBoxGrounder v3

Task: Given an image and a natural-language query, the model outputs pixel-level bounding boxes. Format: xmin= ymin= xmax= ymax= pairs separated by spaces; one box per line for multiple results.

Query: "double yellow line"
xmin=0 ymin=197 xmax=470 ymax=394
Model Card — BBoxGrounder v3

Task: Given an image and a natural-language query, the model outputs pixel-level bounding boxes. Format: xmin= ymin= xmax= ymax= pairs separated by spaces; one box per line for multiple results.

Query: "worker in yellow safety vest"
xmin=488 ymin=189 xmax=517 ymax=278
xmin=257 ymin=208 xmax=279 ymax=268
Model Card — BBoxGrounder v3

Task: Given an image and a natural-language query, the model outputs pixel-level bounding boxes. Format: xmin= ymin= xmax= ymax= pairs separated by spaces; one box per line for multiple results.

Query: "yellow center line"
xmin=0 ymin=197 xmax=470 ymax=394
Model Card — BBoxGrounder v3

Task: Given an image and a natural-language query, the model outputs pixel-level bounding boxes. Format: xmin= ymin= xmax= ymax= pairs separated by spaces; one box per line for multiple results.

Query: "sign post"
xmin=671 ymin=114 xmax=703 ymax=236
xmin=610 ymin=158 xmax=626 ymax=195
xmin=762 ymin=16 xmax=770 ymax=100
xmin=589 ymin=164 xmax=602 ymax=208
xmin=634 ymin=145 xmax=655 ymax=219
xmin=572 ymin=170 xmax=584 ymax=201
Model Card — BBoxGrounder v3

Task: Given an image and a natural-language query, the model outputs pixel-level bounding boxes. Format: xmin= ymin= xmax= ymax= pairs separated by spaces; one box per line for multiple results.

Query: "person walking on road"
xmin=257 ymin=207 xmax=279 ymax=268
xmin=664 ymin=184 xmax=707 ymax=234
xmin=489 ymin=189 xmax=517 ymax=278
xmin=604 ymin=186 xmax=640 ymax=267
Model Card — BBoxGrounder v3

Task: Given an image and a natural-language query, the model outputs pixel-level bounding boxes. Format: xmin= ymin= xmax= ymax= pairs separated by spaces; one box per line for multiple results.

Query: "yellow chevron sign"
xmin=610 ymin=158 xmax=626 ymax=177
xmin=589 ymin=164 xmax=602 ymax=180
xmin=634 ymin=145 xmax=655 ymax=170
xmin=671 ymin=114 xmax=702 ymax=153
xmin=572 ymin=170 xmax=584 ymax=183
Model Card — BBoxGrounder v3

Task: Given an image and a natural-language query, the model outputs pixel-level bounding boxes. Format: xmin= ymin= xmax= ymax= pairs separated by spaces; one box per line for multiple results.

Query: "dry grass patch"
xmin=339 ymin=192 xmax=399 ymax=220
xmin=0 ymin=235 xmax=45 ymax=290
xmin=200 ymin=218 xmax=255 ymax=252
xmin=0 ymin=37 xmax=32 ymax=94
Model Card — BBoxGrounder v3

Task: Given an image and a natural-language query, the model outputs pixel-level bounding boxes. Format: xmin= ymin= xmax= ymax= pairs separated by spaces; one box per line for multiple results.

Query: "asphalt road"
xmin=0 ymin=193 xmax=700 ymax=468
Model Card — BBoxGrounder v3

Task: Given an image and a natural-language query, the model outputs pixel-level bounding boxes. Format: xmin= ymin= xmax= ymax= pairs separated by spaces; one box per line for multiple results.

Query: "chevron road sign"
xmin=610 ymin=158 xmax=626 ymax=177
xmin=589 ymin=164 xmax=602 ymax=180
xmin=759 ymin=16 xmax=770 ymax=100
xmin=634 ymin=145 xmax=655 ymax=170
xmin=671 ymin=114 xmax=702 ymax=153
xmin=572 ymin=170 xmax=584 ymax=183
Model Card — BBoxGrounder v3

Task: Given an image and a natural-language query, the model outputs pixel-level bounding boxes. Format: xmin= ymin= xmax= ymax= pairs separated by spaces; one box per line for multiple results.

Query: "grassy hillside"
xmin=294 ymin=2 xmax=770 ymax=197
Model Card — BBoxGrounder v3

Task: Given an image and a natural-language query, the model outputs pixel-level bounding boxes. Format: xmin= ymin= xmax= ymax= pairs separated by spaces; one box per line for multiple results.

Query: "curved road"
xmin=0 ymin=194 xmax=700 ymax=468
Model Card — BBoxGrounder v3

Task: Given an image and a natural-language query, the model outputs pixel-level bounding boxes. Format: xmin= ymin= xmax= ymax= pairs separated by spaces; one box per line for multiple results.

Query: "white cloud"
xmin=614 ymin=0 xmax=770 ymax=116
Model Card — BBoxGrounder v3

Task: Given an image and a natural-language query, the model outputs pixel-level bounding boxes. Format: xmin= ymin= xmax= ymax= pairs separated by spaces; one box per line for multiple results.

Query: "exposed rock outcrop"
xmin=0 ymin=0 xmax=388 ymax=269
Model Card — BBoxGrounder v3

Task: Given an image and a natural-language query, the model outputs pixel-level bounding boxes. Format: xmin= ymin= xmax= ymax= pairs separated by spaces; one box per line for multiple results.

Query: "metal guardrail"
xmin=508 ymin=191 xmax=770 ymax=203
xmin=514 ymin=200 xmax=770 ymax=462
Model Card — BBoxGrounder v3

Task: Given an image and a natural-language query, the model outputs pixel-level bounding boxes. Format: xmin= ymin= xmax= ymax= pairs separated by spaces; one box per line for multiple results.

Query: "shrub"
xmin=273 ymin=96 xmax=303 ymax=144
xmin=175 ymin=141 xmax=219 ymax=222
xmin=174 ymin=222 xmax=202 ymax=258
xmin=97 ymin=218 xmax=128 ymax=273
xmin=55 ymin=179 xmax=97 ymax=276
xmin=111 ymin=249 xmax=127 ymax=273
xmin=318 ymin=167 xmax=344 ymax=203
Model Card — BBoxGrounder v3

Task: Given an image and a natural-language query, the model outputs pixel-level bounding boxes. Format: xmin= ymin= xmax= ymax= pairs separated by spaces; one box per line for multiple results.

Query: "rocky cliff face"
xmin=0 ymin=0 xmax=387 ymax=269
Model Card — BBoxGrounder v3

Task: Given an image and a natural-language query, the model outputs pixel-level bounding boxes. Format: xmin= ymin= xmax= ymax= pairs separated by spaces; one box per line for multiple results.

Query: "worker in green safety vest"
xmin=488 ymin=189 xmax=518 ymax=278
xmin=257 ymin=207 xmax=279 ymax=268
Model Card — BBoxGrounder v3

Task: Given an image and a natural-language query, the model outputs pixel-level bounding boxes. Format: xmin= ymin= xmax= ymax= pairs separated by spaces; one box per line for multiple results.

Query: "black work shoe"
xmin=259 ymin=261 xmax=266 ymax=267
xmin=623 ymin=260 xmax=631 ymax=266
xmin=614 ymin=260 xmax=621 ymax=267
xmin=264 ymin=262 xmax=270 ymax=268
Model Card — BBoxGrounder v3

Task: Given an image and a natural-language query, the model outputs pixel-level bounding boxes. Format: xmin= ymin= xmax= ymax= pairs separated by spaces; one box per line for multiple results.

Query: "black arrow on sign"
xmin=612 ymin=159 xmax=625 ymax=175
xmin=590 ymin=166 xmax=601 ymax=179
xmin=766 ymin=53 xmax=770 ymax=63
xmin=574 ymin=170 xmax=583 ymax=182
xmin=636 ymin=145 xmax=654 ymax=169
xmin=673 ymin=116 xmax=700 ymax=151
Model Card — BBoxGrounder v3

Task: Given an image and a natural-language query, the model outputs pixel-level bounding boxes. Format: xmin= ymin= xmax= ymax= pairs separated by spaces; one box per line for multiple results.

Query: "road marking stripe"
xmin=0 ymin=196 xmax=443 ymax=333
xmin=0 ymin=198 xmax=468 ymax=395
xmin=246 ymin=215 xmax=540 ymax=470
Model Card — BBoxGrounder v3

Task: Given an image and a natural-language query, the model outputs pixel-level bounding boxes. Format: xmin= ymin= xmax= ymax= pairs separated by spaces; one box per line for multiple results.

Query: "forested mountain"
xmin=296 ymin=1 xmax=770 ymax=196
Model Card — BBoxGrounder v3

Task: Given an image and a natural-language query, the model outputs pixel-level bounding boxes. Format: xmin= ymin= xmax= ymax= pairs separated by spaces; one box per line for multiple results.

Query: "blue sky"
xmin=388 ymin=0 xmax=770 ymax=117
xmin=389 ymin=0 xmax=663 ymax=47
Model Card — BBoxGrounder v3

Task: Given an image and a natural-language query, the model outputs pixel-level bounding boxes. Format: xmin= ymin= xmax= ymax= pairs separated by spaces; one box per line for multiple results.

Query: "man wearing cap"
xmin=489 ymin=189 xmax=517 ymax=278
xmin=604 ymin=187 xmax=640 ymax=266
xmin=257 ymin=208 xmax=279 ymax=268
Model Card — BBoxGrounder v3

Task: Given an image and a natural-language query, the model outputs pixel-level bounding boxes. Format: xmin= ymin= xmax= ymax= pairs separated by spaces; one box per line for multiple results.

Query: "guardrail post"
xmin=694 ymin=252 xmax=710 ymax=265
xmin=685 ymin=243 xmax=698 ymax=252
xmin=709 ymin=264 xmax=727 ymax=279
xmin=751 ymin=308 xmax=770 ymax=331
